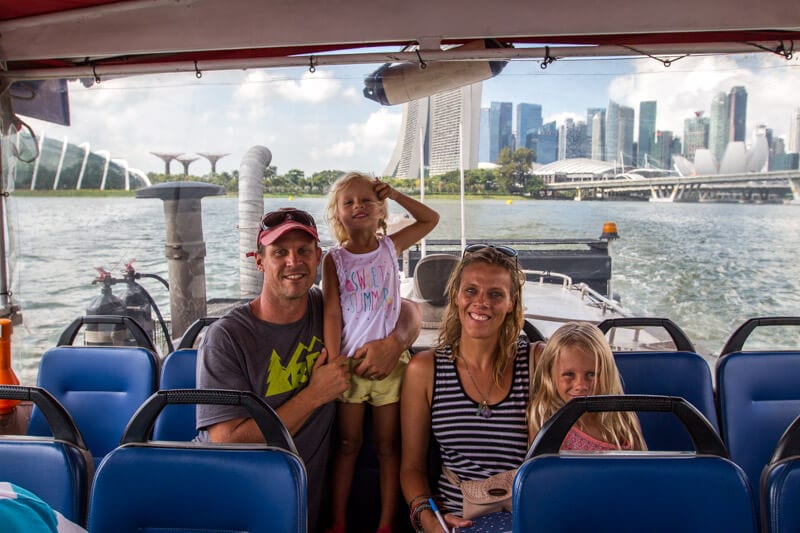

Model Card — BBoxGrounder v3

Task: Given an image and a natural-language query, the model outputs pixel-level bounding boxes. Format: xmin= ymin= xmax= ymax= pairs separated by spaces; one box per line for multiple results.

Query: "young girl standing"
xmin=323 ymin=172 xmax=439 ymax=533
xmin=528 ymin=321 xmax=646 ymax=451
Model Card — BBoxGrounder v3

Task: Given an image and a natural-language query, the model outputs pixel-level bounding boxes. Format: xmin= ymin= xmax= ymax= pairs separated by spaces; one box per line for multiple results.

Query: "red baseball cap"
xmin=256 ymin=208 xmax=319 ymax=248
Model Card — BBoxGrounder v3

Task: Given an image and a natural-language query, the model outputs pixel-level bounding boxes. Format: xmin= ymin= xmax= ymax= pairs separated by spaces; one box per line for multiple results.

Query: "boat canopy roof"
xmin=1 ymin=0 xmax=799 ymax=81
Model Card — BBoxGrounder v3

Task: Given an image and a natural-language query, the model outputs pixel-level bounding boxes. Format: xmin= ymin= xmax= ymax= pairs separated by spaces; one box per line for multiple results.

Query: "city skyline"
xmin=480 ymin=82 xmax=798 ymax=171
xmin=18 ymin=53 xmax=800 ymax=176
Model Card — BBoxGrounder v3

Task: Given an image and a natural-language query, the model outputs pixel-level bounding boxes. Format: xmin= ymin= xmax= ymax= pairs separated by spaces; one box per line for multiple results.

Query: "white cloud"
xmin=309 ymin=109 xmax=401 ymax=171
xmin=347 ymin=108 xmax=402 ymax=148
xmin=234 ymin=70 xmax=343 ymax=105
xmin=323 ymin=141 xmax=357 ymax=158
xmin=342 ymin=86 xmax=361 ymax=102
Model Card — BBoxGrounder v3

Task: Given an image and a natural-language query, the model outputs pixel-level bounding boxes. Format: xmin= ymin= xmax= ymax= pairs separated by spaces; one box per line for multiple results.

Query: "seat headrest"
xmin=413 ymin=254 xmax=460 ymax=307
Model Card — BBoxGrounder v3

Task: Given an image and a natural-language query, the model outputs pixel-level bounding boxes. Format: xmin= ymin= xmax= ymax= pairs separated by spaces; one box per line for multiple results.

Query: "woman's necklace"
xmin=460 ymin=358 xmax=496 ymax=418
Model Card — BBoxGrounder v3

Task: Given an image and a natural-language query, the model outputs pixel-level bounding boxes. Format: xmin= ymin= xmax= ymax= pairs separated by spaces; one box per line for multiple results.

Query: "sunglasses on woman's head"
xmin=260 ymin=208 xmax=316 ymax=230
xmin=463 ymin=243 xmax=519 ymax=260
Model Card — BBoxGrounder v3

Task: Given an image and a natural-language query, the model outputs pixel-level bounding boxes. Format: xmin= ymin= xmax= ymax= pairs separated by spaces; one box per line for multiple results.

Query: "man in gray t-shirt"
xmin=196 ymin=208 xmax=420 ymax=533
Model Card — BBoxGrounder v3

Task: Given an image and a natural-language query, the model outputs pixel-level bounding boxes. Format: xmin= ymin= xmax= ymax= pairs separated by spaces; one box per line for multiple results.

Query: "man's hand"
xmin=352 ymin=334 xmax=404 ymax=380
xmin=307 ymin=347 xmax=351 ymax=402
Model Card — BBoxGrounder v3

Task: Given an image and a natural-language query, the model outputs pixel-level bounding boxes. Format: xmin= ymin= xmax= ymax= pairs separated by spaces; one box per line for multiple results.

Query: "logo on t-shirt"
xmin=265 ymin=336 xmax=323 ymax=397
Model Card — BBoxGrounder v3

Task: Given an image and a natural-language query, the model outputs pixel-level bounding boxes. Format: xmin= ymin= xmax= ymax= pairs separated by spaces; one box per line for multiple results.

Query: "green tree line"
xmin=147 ymin=147 xmax=544 ymax=197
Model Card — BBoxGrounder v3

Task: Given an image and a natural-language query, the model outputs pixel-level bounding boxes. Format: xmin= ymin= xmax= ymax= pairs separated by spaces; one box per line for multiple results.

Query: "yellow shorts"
xmin=340 ymin=350 xmax=411 ymax=406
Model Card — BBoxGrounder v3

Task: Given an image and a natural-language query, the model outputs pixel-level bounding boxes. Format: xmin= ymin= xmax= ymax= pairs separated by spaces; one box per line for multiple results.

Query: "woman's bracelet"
xmin=409 ymin=499 xmax=426 ymax=524
xmin=411 ymin=502 xmax=433 ymax=532
xmin=408 ymin=494 xmax=430 ymax=509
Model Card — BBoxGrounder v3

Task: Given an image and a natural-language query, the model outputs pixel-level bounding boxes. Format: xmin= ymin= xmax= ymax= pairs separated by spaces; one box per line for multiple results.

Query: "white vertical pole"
xmin=76 ymin=142 xmax=90 ymax=190
xmin=30 ymin=131 xmax=46 ymax=190
xmin=459 ymin=122 xmax=466 ymax=250
xmin=419 ymin=127 xmax=427 ymax=257
xmin=53 ymin=135 xmax=68 ymax=190
xmin=99 ymin=151 xmax=110 ymax=190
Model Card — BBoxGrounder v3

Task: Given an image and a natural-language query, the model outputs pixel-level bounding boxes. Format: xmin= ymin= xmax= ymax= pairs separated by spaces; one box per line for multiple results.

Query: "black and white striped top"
xmin=431 ymin=338 xmax=531 ymax=513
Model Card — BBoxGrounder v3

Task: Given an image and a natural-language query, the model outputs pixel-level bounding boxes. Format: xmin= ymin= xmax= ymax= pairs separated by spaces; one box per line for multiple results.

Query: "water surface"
xmin=8 ymin=196 xmax=800 ymax=383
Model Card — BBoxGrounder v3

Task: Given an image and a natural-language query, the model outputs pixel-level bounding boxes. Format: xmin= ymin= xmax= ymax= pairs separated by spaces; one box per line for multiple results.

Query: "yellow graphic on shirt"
xmin=265 ymin=336 xmax=323 ymax=397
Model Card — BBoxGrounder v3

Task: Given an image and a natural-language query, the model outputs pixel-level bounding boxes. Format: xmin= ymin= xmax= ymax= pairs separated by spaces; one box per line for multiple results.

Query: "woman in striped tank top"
xmin=400 ymin=245 xmax=537 ymax=532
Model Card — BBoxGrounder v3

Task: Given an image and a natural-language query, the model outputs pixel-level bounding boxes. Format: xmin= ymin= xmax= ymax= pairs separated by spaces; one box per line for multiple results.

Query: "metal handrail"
xmin=521 ymin=267 xmax=625 ymax=315
xmin=574 ymin=282 xmax=626 ymax=314
xmin=524 ymin=269 xmax=573 ymax=289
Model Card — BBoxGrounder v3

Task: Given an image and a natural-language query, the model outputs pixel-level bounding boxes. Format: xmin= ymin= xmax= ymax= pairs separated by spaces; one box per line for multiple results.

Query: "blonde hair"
xmin=528 ymin=322 xmax=646 ymax=450
xmin=436 ymin=246 xmax=524 ymax=385
xmin=324 ymin=171 xmax=388 ymax=244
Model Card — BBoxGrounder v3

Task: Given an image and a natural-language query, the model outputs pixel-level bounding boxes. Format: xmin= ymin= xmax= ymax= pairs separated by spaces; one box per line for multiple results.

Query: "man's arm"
xmin=208 ymin=347 xmax=350 ymax=443
xmin=352 ymin=298 xmax=421 ymax=379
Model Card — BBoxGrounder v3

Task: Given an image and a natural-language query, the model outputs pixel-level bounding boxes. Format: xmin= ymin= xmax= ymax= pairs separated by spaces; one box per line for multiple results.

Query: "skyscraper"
xmin=683 ymin=111 xmax=710 ymax=161
xmin=557 ymin=119 xmax=571 ymax=160
xmin=384 ymin=83 xmax=481 ymax=179
xmin=728 ymin=86 xmax=748 ymax=142
xmin=605 ymin=100 xmax=635 ymax=166
xmin=589 ymin=109 xmax=606 ymax=160
xmin=489 ymin=101 xmax=513 ymax=162
xmin=479 ymin=107 xmax=490 ymax=162
xmin=531 ymin=121 xmax=558 ymax=164
xmin=558 ymin=119 xmax=589 ymax=160
xmin=638 ymin=101 xmax=657 ymax=167
xmin=516 ymin=103 xmax=543 ymax=150
xmin=788 ymin=107 xmax=800 ymax=154
xmin=708 ymin=92 xmax=729 ymax=164
xmin=653 ymin=130 xmax=675 ymax=169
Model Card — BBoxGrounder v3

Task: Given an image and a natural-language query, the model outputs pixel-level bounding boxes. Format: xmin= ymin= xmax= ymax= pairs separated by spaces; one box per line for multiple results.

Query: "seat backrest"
xmin=761 ymin=416 xmax=800 ymax=533
xmin=27 ymin=345 xmax=159 ymax=466
xmin=152 ymin=348 xmax=198 ymax=440
xmin=516 ymin=395 xmax=756 ymax=533
xmin=717 ymin=350 xmax=800 ymax=511
xmin=88 ymin=389 xmax=306 ymax=533
xmin=717 ymin=317 xmax=800 ymax=523
xmin=0 ymin=385 xmax=93 ymax=525
xmin=413 ymin=253 xmax=459 ymax=307
xmin=515 ymin=454 xmax=755 ymax=532
xmin=615 ymin=351 xmax=718 ymax=450
xmin=762 ymin=414 xmax=800 ymax=533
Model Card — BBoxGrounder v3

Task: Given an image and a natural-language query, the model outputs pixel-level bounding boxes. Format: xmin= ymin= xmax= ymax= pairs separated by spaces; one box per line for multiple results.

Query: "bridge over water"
xmin=543 ymin=170 xmax=800 ymax=203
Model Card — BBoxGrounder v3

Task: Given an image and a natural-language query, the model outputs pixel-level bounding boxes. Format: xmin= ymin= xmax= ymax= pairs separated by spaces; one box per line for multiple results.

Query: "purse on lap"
xmin=443 ymin=466 xmax=516 ymax=519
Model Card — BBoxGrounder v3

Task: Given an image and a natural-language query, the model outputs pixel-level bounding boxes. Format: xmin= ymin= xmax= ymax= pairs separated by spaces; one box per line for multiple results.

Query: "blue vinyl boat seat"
xmin=614 ymin=351 xmax=718 ymax=449
xmin=716 ymin=317 xmax=800 ymax=515
xmin=152 ymin=348 xmax=197 ymax=440
xmin=516 ymin=395 xmax=756 ymax=533
xmin=597 ymin=317 xmax=718 ymax=450
xmin=0 ymin=385 xmax=93 ymax=526
xmin=27 ymin=345 xmax=159 ymax=467
xmin=762 ymin=414 xmax=800 ymax=533
xmin=88 ymin=389 xmax=307 ymax=533
xmin=152 ymin=317 xmax=218 ymax=441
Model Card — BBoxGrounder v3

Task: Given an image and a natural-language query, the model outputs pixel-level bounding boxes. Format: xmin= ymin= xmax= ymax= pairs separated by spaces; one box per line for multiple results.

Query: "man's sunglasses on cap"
xmin=245 ymin=208 xmax=318 ymax=257
xmin=260 ymin=208 xmax=316 ymax=230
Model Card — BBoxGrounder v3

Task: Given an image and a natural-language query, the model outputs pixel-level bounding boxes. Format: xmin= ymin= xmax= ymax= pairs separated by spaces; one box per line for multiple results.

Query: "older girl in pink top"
xmin=528 ymin=322 xmax=646 ymax=451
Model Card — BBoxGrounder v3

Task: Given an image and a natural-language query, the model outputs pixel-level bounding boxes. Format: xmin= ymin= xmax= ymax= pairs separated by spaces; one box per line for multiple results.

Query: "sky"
xmin=21 ymin=52 xmax=800 ymax=177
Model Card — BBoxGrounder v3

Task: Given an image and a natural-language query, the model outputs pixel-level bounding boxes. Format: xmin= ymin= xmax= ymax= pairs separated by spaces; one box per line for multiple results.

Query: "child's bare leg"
xmin=373 ymin=401 xmax=400 ymax=530
xmin=330 ymin=402 xmax=366 ymax=530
